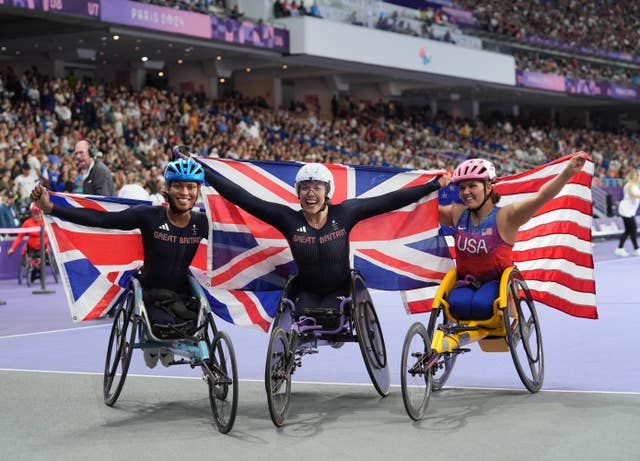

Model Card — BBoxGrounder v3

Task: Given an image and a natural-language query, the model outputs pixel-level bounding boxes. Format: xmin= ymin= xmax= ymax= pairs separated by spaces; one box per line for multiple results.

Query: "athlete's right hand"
xmin=30 ymin=185 xmax=53 ymax=214
xmin=173 ymin=145 xmax=191 ymax=160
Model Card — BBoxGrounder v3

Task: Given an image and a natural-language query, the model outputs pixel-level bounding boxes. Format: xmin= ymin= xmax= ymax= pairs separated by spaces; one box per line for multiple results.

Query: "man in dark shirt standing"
xmin=75 ymin=139 xmax=114 ymax=196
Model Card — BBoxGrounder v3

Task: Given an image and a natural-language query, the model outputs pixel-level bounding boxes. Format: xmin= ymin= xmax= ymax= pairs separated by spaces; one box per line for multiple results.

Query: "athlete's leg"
xmin=470 ymin=280 xmax=499 ymax=319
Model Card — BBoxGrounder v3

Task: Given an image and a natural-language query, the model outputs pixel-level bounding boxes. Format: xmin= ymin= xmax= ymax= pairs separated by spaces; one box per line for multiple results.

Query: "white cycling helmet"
xmin=295 ymin=163 xmax=334 ymax=198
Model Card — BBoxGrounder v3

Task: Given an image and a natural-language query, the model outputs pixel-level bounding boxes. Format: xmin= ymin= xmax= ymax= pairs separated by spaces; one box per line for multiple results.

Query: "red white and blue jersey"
xmin=454 ymin=207 xmax=513 ymax=283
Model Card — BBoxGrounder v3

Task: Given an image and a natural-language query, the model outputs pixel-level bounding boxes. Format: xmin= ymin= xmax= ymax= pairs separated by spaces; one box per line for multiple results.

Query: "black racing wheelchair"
xmin=265 ymin=271 xmax=390 ymax=427
xmin=102 ymin=274 xmax=238 ymax=433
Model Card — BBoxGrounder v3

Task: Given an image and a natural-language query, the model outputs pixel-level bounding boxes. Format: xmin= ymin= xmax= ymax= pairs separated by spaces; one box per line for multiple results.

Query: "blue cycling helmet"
xmin=164 ymin=158 xmax=204 ymax=184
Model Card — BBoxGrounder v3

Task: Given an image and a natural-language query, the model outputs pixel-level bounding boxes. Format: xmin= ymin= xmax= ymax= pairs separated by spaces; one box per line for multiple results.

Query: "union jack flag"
xmin=193 ymin=158 xmax=454 ymax=331
xmin=44 ymin=193 xmax=207 ymax=322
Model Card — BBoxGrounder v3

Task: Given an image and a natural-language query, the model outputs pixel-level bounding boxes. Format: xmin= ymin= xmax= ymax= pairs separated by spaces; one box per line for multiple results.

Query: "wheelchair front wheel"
xmin=265 ymin=327 xmax=292 ymax=427
xmin=207 ymin=330 xmax=238 ymax=434
xmin=426 ymin=307 xmax=457 ymax=391
xmin=400 ymin=322 xmax=433 ymax=421
xmin=504 ymin=271 xmax=544 ymax=392
xmin=103 ymin=291 xmax=138 ymax=406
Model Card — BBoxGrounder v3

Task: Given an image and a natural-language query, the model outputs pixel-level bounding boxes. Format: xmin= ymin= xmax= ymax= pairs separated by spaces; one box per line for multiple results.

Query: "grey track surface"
xmin=2 ymin=370 xmax=638 ymax=461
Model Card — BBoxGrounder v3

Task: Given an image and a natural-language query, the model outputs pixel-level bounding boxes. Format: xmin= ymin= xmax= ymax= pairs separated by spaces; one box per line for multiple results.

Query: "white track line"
xmin=0 ymin=368 xmax=638 ymax=396
xmin=0 ymin=323 xmax=110 ymax=339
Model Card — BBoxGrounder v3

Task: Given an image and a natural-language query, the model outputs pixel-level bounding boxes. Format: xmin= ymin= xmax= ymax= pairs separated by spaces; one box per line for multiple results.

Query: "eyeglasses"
xmin=299 ymin=182 xmax=326 ymax=194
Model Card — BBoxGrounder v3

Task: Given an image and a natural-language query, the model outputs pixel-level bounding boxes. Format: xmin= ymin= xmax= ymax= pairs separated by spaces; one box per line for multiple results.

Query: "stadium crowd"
xmin=460 ymin=0 xmax=640 ymax=59
xmin=0 ymin=64 xmax=638 ymax=229
xmin=134 ymin=0 xmax=640 ymax=89
xmin=514 ymin=50 xmax=640 ymax=87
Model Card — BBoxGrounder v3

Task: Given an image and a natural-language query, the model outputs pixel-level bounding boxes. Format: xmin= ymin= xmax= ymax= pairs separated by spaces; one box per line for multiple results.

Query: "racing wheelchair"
xmin=265 ymin=271 xmax=390 ymax=427
xmin=17 ymin=247 xmax=59 ymax=286
xmin=400 ymin=266 xmax=544 ymax=421
xmin=102 ymin=274 xmax=238 ymax=434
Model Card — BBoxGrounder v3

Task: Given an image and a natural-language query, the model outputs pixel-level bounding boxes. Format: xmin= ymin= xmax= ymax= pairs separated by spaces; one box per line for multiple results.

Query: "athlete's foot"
xmin=144 ymin=348 xmax=159 ymax=368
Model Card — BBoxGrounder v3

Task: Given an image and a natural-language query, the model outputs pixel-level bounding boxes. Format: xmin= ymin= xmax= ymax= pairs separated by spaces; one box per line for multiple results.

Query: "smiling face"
xmin=457 ymin=179 xmax=491 ymax=210
xmin=167 ymin=181 xmax=199 ymax=214
xmin=298 ymin=180 xmax=328 ymax=214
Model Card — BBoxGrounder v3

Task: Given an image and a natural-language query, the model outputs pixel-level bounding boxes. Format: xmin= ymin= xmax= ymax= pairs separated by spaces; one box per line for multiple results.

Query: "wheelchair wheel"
xmin=426 ymin=307 xmax=457 ymax=391
xmin=400 ymin=322 xmax=433 ymax=421
xmin=103 ymin=290 xmax=138 ymax=406
xmin=47 ymin=252 xmax=59 ymax=284
xmin=17 ymin=254 xmax=28 ymax=285
xmin=207 ymin=330 xmax=238 ymax=434
xmin=353 ymin=275 xmax=390 ymax=397
xmin=504 ymin=271 xmax=544 ymax=392
xmin=265 ymin=327 xmax=291 ymax=427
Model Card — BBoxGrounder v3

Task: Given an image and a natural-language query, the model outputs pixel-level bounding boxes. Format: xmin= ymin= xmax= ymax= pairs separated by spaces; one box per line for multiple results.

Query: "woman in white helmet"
xmin=199 ymin=158 xmax=449 ymax=311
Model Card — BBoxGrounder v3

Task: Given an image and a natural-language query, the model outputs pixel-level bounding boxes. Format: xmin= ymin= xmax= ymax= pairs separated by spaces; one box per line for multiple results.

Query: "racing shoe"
xmin=635 ymin=248 xmax=640 ymax=256
xmin=159 ymin=351 xmax=174 ymax=367
xmin=144 ymin=348 xmax=159 ymax=368
xmin=614 ymin=248 xmax=629 ymax=257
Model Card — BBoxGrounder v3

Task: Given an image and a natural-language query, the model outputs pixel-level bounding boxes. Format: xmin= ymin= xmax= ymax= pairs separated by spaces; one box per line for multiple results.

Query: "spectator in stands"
xmin=273 ymin=0 xmax=286 ymax=18
xmin=12 ymin=163 xmax=38 ymax=210
xmin=74 ymin=140 xmax=115 ymax=196
xmin=614 ymin=168 xmax=640 ymax=257
xmin=309 ymin=0 xmax=321 ymax=18
xmin=118 ymin=171 xmax=151 ymax=201
xmin=229 ymin=4 xmax=243 ymax=20
xmin=0 ymin=189 xmax=18 ymax=229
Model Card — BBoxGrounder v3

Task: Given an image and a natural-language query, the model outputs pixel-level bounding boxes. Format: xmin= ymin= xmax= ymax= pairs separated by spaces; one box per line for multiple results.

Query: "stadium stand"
xmin=0 ymin=0 xmax=638 ymax=222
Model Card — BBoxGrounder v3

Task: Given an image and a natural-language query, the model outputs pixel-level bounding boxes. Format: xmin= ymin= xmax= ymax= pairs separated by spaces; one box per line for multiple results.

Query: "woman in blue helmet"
xmin=30 ymin=156 xmax=209 ymax=367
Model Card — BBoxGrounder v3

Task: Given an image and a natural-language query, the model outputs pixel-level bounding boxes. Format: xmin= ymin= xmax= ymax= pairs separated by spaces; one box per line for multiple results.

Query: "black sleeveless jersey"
xmin=50 ymin=204 xmax=208 ymax=294
xmin=204 ymin=168 xmax=440 ymax=295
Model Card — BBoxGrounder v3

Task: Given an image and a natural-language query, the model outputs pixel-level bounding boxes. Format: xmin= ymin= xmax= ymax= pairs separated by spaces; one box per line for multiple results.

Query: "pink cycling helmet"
xmin=452 ymin=158 xmax=497 ymax=184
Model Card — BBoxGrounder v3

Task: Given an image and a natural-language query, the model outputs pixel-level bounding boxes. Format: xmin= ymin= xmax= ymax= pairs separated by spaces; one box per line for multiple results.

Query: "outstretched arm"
xmin=499 ymin=152 xmax=587 ymax=240
xmin=202 ymin=165 xmax=294 ymax=228
xmin=344 ymin=174 xmax=448 ymax=224
xmin=30 ymin=185 xmax=141 ymax=230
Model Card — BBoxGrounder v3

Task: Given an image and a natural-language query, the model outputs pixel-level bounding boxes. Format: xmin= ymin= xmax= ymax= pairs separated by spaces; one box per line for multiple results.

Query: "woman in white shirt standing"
xmin=615 ymin=168 xmax=640 ymax=256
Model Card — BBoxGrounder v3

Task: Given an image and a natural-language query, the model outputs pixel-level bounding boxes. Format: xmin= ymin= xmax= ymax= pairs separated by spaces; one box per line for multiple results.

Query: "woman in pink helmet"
xmin=438 ymin=154 xmax=587 ymax=319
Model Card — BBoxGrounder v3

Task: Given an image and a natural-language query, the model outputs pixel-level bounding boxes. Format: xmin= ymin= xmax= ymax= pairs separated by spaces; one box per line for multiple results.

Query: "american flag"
xmin=193 ymin=158 xmax=454 ymax=331
xmin=405 ymin=153 xmax=597 ymax=319
xmin=44 ymin=193 xmax=207 ymax=322
xmin=495 ymin=154 xmax=597 ymax=319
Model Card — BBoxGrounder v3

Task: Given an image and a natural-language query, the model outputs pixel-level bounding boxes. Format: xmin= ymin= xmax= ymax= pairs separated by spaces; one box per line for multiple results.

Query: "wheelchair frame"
xmin=17 ymin=248 xmax=59 ymax=286
xmin=264 ymin=271 xmax=390 ymax=427
xmin=102 ymin=275 xmax=238 ymax=434
xmin=400 ymin=266 xmax=544 ymax=421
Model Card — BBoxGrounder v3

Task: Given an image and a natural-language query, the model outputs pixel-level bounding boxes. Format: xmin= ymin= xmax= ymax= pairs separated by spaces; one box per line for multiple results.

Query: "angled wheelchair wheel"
xmin=47 ymin=252 xmax=59 ymax=284
xmin=400 ymin=322 xmax=433 ymax=421
xmin=17 ymin=254 xmax=28 ymax=285
xmin=426 ymin=307 xmax=457 ymax=391
xmin=504 ymin=270 xmax=544 ymax=392
xmin=353 ymin=274 xmax=390 ymax=397
xmin=103 ymin=291 xmax=138 ymax=406
xmin=265 ymin=327 xmax=292 ymax=427
xmin=207 ymin=330 xmax=238 ymax=434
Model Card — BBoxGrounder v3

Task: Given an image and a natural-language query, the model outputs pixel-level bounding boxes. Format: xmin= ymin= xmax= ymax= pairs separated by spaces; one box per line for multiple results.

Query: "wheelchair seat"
xmin=149 ymin=319 xmax=199 ymax=340
xmin=293 ymin=306 xmax=343 ymax=331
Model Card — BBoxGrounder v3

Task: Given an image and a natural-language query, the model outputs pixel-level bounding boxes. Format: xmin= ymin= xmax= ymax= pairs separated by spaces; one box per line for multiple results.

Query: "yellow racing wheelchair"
xmin=400 ymin=266 xmax=544 ymax=421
